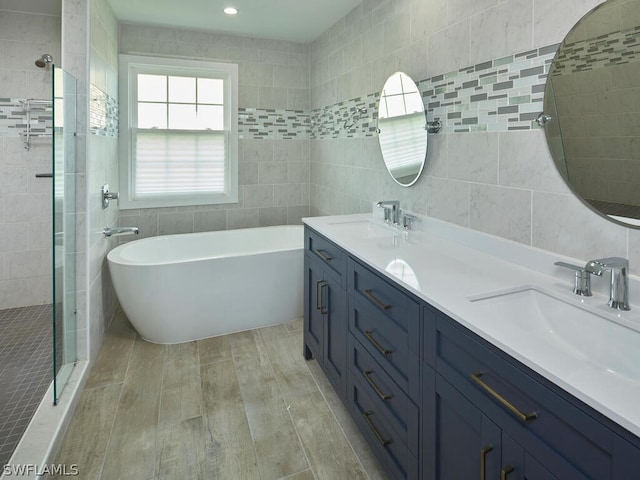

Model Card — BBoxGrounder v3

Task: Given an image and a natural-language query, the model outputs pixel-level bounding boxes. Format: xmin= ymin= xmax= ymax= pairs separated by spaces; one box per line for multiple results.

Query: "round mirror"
xmin=378 ymin=72 xmax=428 ymax=187
xmin=542 ymin=0 xmax=640 ymax=228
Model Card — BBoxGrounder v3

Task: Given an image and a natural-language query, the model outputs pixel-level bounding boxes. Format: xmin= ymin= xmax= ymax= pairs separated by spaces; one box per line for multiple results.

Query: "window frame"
xmin=118 ymin=54 xmax=238 ymax=209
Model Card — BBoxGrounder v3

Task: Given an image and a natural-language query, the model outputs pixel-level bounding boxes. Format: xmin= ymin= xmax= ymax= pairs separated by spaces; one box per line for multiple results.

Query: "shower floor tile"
xmin=0 ymin=304 xmax=53 ymax=470
xmin=54 ymin=310 xmax=386 ymax=480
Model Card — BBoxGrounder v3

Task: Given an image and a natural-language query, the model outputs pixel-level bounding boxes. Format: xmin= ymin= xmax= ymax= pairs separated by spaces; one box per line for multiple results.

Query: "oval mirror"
xmin=378 ymin=72 xmax=428 ymax=187
xmin=542 ymin=0 xmax=640 ymax=228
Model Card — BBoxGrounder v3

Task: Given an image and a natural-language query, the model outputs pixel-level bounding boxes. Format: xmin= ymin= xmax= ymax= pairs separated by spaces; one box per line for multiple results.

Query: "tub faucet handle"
xmin=102 ymin=184 xmax=119 ymax=209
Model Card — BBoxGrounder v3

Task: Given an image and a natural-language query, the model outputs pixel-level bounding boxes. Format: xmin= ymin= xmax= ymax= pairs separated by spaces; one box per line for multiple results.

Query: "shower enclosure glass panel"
xmin=52 ymin=67 xmax=77 ymax=403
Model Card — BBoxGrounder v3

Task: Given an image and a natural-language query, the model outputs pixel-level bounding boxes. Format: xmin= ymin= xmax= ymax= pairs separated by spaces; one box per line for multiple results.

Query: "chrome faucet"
xmin=103 ymin=226 xmax=139 ymax=237
xmin=554 ymin=261 xmax=592 ymax=296
xmin=376 ymin=200 xmax=400 ymax=225
xmin=401 ymin=211 xmax=417 ymax=230
xmin=584 ymin=257 xmax=630 ymax=311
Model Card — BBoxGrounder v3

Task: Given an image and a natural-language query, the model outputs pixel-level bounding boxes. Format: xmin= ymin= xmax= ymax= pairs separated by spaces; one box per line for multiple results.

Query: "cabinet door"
xmin=501 ymin=432 xmax=560 ymax=480
xmin=303 ymin=255 xmax=324 ymax=361
xmin=322 ymin=270 xmax=347 ymax=396
xmin=524 ymin=453 xmax=559 ymax=480
xmin=430 ymin=375 xmax=501 ymax=480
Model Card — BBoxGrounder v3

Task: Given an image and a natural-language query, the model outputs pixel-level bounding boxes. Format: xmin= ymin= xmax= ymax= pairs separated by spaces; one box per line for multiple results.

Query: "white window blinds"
xmin=133 ymin=131 xmax=227 ymax=197
xmin=119 ymin=55 xmax=238 ymax=209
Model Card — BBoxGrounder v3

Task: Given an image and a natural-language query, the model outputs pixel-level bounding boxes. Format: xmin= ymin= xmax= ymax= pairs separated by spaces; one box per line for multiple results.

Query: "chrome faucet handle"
xmin=584 ymin=257 xmax=630 ymax=311
xmin=102 ymin=184 xmax=119 ymax=209
xmin=554 ymin=261 xmax=592 ymax=296
xmin=376 ymin=202 xmax=391 ymax=222
xmin=400 ymin=212 xmax=417 ymax=230
xmin=376 ymin=200 xmax=400 ymax=224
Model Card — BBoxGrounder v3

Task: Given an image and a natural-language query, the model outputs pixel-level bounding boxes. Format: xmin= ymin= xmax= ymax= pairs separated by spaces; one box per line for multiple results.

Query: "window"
xmin=119 ymin=55 xmax=238 ymax=209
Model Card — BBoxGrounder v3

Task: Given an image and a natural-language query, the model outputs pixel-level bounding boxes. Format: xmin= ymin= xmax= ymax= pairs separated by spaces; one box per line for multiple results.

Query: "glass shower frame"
xmin=52 ymin=66 xmax=78 ymax=404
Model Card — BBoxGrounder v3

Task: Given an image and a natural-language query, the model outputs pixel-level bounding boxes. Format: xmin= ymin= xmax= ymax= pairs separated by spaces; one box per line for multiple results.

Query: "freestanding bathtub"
xmin=107 ymin=225 xmax=303 ymax=344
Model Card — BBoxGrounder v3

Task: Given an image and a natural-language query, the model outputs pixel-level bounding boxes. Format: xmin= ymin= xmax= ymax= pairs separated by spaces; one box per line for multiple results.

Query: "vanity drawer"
xmin=437 ymin=316 xmax=615 ymax=480
xmin=305 ymin=227 xmax=346 ymax=283
xmin=348 ymin=370 xmax=419 ymax=480
xmin=349 ymin=296 xmax=420 ymax=402
xmin=347 ymin=335 xmax=419 ymax=454
xmin=348 ymin=258 xmax=420 ymax=355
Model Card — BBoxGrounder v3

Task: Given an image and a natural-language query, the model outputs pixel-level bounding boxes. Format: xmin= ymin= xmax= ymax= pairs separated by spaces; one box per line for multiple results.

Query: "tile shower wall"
xmin=87 ymin=0 xmax=120 ymax=361
xmin=118 ymin=25 xmax=311 ymax=236
xmin=309 ymin=0 xmax=640 ymax=276
xmin=0 ymin=7 xmax=61 ymax=309
xmin=62 ymin=0 xmax=122 ymax=363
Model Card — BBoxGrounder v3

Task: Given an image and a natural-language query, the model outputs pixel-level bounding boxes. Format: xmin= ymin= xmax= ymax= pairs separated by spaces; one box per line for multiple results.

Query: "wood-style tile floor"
xmin=54 ymin=310 xmax=386 ymax=480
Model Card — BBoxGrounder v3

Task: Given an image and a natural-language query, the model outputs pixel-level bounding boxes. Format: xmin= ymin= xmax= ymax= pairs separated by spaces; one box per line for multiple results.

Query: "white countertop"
xmin=303 ymin=213 xmax=640 ymax=438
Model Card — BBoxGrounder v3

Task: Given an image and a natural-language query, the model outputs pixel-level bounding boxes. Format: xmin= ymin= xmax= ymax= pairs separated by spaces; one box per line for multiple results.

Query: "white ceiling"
xmin=107 ymin=0 xmax=362 ymax=43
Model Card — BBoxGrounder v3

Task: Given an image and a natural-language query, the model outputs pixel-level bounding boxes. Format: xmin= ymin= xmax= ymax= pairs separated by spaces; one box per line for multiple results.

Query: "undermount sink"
xmin=468 ymin=287 xmax=640 ymax=383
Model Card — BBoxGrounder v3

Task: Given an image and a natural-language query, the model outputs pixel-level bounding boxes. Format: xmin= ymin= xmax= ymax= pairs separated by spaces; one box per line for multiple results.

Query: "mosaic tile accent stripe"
xmin=0 ymin=98 xmax=52 ymax=138
xmin=552 ymin=26 xmax=640 ymax=75
xmin=311 ymin=93 xmax=380 ymax=139
xmin=90 ymin=84 xmax=118 ymax=137
xmin=238 ymin=108 xmax=311 ymax=140
xmin=419 ymin=45 xmax=558 ymax=133
xmin=312 ymin=43 xmax=561 ymax=138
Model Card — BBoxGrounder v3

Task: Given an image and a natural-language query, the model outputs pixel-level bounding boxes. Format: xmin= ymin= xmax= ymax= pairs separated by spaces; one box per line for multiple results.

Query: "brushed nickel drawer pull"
xmin=363 ymin=411 xmax=392 ymax=446
xmin=364 ymin=330 xmax=392 ymax=355
xmin=364 ymin=289 xmax=391 ymax=310
xmin=480 ymin=444 xmax=493 ymax=480
xmin=471 ymin=372 xmax=537 ymax=422
xmin=363 ymin=370 xmax=392 ymax=400
xmin=314 ymin=249 xmax=332 ymax=261
xmin=501 ymin=465 xmax=514 ymax=480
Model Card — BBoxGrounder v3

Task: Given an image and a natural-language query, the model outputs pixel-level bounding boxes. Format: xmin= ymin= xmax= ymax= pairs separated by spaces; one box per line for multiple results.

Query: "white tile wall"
xmin=309 ymin=0 xmax=640 ymax=276
xmin=117 ymin=24 xmax=312 ymax=238
xmin=0 ymin=9 xmax=61 ymax=309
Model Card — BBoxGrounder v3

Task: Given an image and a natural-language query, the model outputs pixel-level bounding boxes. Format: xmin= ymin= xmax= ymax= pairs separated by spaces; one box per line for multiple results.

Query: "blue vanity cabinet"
xmin=302 ymin=225 xmax=640 ymax=479
xmin=347 ymin=258 xmax=421 ymax=403
xmin=424 ymin=372 xmax=503 ymax=479
xmin=434 ymin=314 xmax=619 ymax=480
xmin=303 ymin=228 xmax=348 ymax=398
xmin=345 ymin=257 xmax=422 ymax=479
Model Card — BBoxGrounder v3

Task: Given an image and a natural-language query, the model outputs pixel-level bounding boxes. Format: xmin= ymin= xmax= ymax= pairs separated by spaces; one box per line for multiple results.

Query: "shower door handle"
xmin=35 ymin=173 xmax=53 ymax=178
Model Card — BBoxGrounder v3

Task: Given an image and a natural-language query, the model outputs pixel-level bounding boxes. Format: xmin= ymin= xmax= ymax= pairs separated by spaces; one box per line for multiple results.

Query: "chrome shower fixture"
xmin=35 ymin=54 xmax=53 ymax=68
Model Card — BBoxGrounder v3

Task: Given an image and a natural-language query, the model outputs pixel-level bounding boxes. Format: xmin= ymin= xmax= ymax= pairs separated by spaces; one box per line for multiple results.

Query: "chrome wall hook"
xmin=535 ymin=113 xmax=552 ymax=128
xmin=426 ymin=120 xmax=442 ymax=133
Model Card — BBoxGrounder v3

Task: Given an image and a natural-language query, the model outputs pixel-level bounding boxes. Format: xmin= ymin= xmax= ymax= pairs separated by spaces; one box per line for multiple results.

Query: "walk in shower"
xmin=0 ymin=64 xmax=78 ymax=469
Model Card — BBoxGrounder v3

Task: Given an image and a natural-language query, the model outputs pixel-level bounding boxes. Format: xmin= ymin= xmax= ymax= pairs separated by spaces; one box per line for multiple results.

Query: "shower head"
xmin=35 ymin=54 xmax=53 ymax=68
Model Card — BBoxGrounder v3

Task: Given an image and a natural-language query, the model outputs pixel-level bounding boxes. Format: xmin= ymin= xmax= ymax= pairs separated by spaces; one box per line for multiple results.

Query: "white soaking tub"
xmin=107 ymin=225 xmax=303 ymax=344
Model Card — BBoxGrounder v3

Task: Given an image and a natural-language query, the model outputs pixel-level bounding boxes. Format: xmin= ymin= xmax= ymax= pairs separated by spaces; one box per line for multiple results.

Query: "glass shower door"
xmin=52 ymin=67 xmax=78 ymax=403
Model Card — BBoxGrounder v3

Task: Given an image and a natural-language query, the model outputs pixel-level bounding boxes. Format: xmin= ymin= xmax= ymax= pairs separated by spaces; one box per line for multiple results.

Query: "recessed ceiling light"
xmin=224 ymin=7 xmax=238 ymax=15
